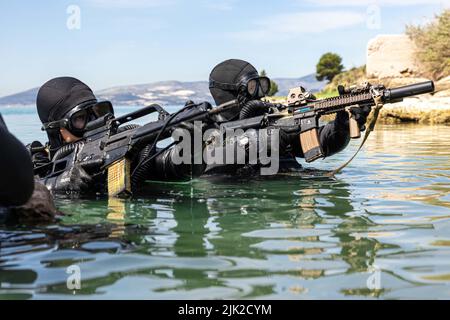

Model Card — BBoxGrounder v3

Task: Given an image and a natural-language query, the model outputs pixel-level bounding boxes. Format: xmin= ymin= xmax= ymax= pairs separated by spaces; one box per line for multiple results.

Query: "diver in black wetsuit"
xmin=0 ymin=114 xmax=34 ymax=207
xmin=203 ymin=59 xmax=372 ymax=176
xmin=0 ymin=114 xmax=57 ymax=222
xmin=30 ymin=77 xmax=205 ymax=195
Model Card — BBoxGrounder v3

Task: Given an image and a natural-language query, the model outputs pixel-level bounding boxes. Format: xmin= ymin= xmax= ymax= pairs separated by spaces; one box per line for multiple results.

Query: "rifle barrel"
xmin=385 ymin=80 xmax=434 ymax=101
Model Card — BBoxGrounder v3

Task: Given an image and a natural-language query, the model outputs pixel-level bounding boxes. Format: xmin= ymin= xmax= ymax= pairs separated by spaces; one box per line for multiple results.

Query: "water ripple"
xmin=1 ymin=120 xmax=450 ymax=299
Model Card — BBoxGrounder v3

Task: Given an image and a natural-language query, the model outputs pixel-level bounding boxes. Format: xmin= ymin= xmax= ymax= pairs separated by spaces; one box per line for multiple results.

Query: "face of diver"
xmin=60 ymin=127 xmax=81 ymax=143
xmin=42 ymin=101 xmax=114 ymax=141
xmin=237 ymin=76 xmax=271 ymax=103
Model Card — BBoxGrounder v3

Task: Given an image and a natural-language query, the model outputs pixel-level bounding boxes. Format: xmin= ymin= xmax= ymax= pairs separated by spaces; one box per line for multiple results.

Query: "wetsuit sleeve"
xmin=290 ymin=111 xmax=351 ymax=158
xmin=203 ymin=126 xmax=292 ymax=176
xmin=41 ymin=164 xmax=94 ymax=194
xmin=149 ymin=142 xmax=206 ymax=181
xmin=133 ymin=124 xmax=206 ymax=185
xmin=318 ymin=111 xmax=351 ymax=157
xmin=0 ymin=115 xmax=34 ymax=206
xmin=149 ymin=123 xmax=206 ymax=181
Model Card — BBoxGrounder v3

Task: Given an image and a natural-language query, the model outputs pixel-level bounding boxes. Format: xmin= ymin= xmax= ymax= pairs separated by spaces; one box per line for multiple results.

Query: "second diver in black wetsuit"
xmin=203 ymin=59 xmax=372 ymax=176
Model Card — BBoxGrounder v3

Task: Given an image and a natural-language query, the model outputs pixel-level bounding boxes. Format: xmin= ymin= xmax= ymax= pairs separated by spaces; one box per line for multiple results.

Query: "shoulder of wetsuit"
xmin=0 ymin=113 xmax=6 ymax=129
xmin=0 ymin=124 xmax=35 ymax=207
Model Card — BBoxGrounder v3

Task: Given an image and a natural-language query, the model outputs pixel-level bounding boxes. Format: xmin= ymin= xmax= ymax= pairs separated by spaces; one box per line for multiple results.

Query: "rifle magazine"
xmin=107 ymin=158 xmax=132 ymax=197
xmin=300 ymin=128 xmax=324 ymax=163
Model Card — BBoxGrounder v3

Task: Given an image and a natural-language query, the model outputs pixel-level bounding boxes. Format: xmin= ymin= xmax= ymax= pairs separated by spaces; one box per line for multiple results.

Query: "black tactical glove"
xmin=48 ymin=163 xmax=93 ymax=193
xmin=27 ymin=141 xmax=50 ymax=170
xmin=350 ymin=105 xmax=372 ymax=131
xmin=336 ymin=105 xmax=372 ymax=132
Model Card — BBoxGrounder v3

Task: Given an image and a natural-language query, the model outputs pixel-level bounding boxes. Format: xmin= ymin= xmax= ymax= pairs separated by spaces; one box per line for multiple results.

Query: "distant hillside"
xmin=96 ymin=80 xmax=213 ymax=106
xmin=0 ymin=87 xmax=39 ymax=106
xmin=0 ymin=74 xmax=326 ymax=107
xmin=273 ymin=74 xmax=326 ymax=96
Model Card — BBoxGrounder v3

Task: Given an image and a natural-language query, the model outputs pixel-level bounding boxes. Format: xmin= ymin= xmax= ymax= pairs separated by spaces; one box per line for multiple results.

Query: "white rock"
xmin=152 ymin=85 xmax=174 ymax=91
xmin=367 ymin=34 xmax=420 ymax=78
xmin=171 ymin=90 xmax=195 ymax=96
xmin=140 ymin=93 xmax=155 ymax=99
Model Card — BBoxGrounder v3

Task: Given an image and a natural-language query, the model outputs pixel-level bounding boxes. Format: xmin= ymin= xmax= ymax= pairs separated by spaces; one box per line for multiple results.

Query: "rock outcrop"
xmin=367 ymin=34 xmax=420 ymax=78
xmin=366 ymin=34 xmax=449 ymax=124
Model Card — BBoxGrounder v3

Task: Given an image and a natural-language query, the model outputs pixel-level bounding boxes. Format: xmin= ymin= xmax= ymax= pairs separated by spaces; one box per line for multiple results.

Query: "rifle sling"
xmin=327 ymin=96 xmax=384 ymax=177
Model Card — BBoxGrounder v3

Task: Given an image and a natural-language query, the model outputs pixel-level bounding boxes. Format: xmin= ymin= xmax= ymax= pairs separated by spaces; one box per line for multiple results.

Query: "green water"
xmin=1 ymin=109 xmax=450 ymax=299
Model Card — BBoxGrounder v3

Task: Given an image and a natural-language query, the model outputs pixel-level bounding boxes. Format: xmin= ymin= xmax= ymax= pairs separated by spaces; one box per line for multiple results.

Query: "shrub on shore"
xmin=406 ymin=9 xmax=450 ymax=80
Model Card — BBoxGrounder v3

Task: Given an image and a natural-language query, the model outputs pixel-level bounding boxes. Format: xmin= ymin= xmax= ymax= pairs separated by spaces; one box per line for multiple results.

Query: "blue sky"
xmin=0 ymin=0 xmax=448 ymax=96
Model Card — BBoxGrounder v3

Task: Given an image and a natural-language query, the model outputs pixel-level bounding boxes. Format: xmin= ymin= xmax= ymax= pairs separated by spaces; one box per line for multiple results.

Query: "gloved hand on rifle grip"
xmin=49 ymin=162 xmax=93 ymax=193
xmin=350 ymin=105 xmax=372 ymax=131
xmin=336 ymin=105 xmax=372 ymax=132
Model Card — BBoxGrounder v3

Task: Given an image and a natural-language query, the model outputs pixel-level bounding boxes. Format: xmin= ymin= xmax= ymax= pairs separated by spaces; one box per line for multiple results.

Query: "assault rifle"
xmin=220 ymin=80 xmax=435 ymax=162
xmin=34 ymin=100 xmax=238 ymax=197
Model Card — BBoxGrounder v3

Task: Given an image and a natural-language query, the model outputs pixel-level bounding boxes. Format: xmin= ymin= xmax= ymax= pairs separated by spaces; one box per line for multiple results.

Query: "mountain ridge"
xmin=0 ymin=74 xmax=326 ymax=107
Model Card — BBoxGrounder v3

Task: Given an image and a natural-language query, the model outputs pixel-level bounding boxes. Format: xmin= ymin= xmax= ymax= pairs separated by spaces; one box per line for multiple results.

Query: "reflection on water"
xmin=1 ymin=107 xmax=450 ymax=299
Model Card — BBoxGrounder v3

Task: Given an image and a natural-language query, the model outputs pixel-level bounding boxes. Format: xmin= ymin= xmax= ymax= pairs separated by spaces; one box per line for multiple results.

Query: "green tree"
xmin=260 ymin=70 xmax=279 ymax=96
xmin=316 ymin=52 xmax=344 ymax=82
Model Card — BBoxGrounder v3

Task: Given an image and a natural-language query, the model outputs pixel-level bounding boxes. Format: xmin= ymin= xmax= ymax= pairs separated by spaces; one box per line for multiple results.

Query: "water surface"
xmin=1 ymin=106 xmax=450 ymax=299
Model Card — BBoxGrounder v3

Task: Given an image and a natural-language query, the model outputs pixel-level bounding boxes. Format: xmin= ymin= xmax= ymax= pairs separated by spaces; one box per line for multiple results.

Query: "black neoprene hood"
xmin=37 ymin=77 xmax=97 ymax=124
xmin=209 ymin=59 xmax=259 ymax=106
